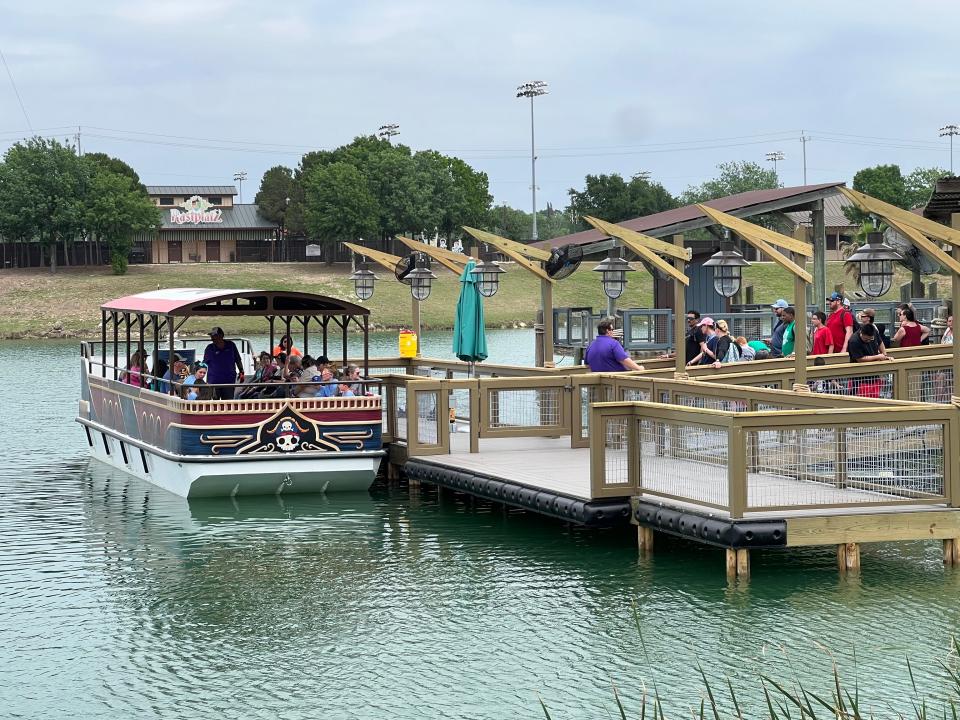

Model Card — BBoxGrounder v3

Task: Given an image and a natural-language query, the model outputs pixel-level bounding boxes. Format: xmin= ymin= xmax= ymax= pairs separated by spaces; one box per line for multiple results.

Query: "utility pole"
xmin=800 ymin=132 xmax=809 ymax=185
xmin=516 ymin=80 xmax=548 ymax=241
xmin=233 ymin=171 xmax=247 ymax=203
xmin=765 ymin=150 xmax=785 ymax=184
xmin=76 ymin=125 xmax=82 ymax=155
xmin=940 ymin=124 xmax=959 ymax=174
xmin=378 ymin=124 xmax=400 ymax=143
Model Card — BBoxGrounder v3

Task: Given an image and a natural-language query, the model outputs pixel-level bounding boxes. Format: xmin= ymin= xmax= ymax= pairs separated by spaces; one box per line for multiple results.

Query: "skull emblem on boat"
xmin=276 ymin=420 xmax=301 ymax=452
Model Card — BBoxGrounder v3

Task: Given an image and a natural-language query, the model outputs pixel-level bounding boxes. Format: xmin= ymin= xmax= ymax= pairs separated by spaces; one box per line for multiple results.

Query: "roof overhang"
xmin=101 ymin=288 xmax=370 ymax=317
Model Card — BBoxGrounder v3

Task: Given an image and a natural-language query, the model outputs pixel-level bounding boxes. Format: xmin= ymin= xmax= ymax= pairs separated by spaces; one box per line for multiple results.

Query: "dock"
xmin=372 ymin=349 xmax=960 ymax=578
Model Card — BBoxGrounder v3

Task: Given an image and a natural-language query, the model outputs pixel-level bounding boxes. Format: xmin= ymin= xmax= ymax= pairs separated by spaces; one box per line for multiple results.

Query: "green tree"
xmin=84 ymin=152 xmax=146 ymax=192
xmin=843 ymin=164 xmax=907 ymax=223
xmin=84 ymin=168 xmax=160 ymax=274
xmin=567 ymin=173 xmax=677 ymax=226
xmin=414 ymin=150 xmax=492 ymax=240
xmin=0 ymin=137 xmax=88 ymax=273
xmin=482 ymin=203 xmax=576 ymax=242
xmin=904 ymin=166 xmax=948 ymax=209
xmin=255 ymin=165 xmax=303 ymax=234
xmin=680 ymin=161 xmax=778 ymax=205
xmin=302 ymin=162 xmax=378 ymax=255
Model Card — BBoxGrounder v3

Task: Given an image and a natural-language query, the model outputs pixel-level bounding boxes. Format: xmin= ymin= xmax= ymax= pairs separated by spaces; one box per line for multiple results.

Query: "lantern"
xmin=845 ymin=232 xmax=901 ymax=298
xmin=703 ymin=242 xmax=750 ymax=298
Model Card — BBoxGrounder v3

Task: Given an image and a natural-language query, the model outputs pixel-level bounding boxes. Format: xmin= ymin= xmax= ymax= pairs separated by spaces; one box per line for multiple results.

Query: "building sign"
xmin=169 ymin=195 xmax=223 ymax=225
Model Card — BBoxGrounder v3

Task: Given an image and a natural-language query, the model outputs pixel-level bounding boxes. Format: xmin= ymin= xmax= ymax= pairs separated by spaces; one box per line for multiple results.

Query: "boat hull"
xmin=85 ymin=423 xmax=381 ymax=498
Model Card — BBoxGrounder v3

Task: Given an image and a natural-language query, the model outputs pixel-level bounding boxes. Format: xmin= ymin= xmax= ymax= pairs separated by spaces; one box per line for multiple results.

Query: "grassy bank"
xmin=0 ymin=261 xmax=943 ymax=339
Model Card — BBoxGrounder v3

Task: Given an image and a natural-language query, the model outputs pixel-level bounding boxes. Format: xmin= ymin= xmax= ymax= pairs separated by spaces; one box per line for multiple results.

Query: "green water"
xmin=2 ymin=334 xmax=960 ymax=718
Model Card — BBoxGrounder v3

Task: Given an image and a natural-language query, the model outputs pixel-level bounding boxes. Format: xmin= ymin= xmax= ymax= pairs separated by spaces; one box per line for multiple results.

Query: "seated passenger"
xmin=337 ymin=375 xmax=356 ymax=397
xmin=272 ymin=334 xmax=302 ymax=359
xmin=344 ymin=364 xmax=366 ymax=395
xmin=158 ymin=355 xmax=183 ymax=393
xmin=186 ymin=379 xmax=213 ymax=401
xmin=314 ymin=367 xmax=338 ymax=398
xmin=182 ymin=362 xmax=208 ymax=394
xmin=122 ymin=350 xmax=147 ymax=387
xmin=301 ymin=355 xmax=319 ymax=380
xmin=238 ymin=352 xmax=275 ymax=399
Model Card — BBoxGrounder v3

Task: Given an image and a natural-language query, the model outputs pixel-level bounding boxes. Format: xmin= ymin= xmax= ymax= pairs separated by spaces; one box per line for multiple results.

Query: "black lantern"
xmin=470 ymin=256 xmax=505 ymax=298
xmin=592 ymin=253 xmax=634 ymax=300
xmin=407 ymin=255 xmax=437 ymax=302
xmin=703 ymin=242 xmax=750 ymax=298
xmin=349 ymin=260 xmax=378 ymax=301
xmin=845 ymin=231 xmax=901 ymax=298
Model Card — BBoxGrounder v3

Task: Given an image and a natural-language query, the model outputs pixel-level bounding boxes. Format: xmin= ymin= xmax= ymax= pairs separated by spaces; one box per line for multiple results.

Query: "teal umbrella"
xmin=452 ymin=259 xmax=488 ymax=364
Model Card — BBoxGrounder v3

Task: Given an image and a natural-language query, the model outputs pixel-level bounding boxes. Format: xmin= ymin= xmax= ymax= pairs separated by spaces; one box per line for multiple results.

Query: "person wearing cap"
xmin=584 ymin=318 xmax=645 ymax=373
xmin=686 ymin=317 xmax=718 ymax=366
xmin=825 ymin=292 xmax=854 ymax=354
xmin=769 ymin=299 xmax=790 ymax=358
xmin=202 ymin=327 xmax=244 ymax=400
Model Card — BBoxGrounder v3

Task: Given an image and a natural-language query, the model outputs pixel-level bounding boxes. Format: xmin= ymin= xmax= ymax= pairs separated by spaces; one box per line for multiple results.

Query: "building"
xmin=141 ymin=186 xmax=277 ymax=263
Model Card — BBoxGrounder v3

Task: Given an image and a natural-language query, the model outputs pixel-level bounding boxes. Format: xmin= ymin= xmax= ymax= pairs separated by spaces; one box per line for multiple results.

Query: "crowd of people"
xmin=121 ymin=331 xmax=371 ymax=401
xmin=584 ymin=293 xmax=953 ymax=374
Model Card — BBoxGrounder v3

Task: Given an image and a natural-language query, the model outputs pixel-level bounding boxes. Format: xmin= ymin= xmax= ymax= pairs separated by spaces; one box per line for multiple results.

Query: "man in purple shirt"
xmin=584 ymin=319 xmax=645 ymax=372
xmin=202 ymin=327 xmax=245 ymax=400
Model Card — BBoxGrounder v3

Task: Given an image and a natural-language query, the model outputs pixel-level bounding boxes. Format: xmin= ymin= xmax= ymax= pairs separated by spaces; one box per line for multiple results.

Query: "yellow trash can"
xmin=399 ymin=329 xmax=418 ymax=357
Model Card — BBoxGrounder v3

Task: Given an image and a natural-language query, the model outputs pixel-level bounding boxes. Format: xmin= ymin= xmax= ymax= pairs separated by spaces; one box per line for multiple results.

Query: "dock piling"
xmin=837 ymin=542 xmax=861 ymax=572
xmin=944 ymin=538 xmax=960 ymax=565
xmin=725 ymin=548 xmax=750 ymax=580
xmin=638 ymin=526 xmax=654 ymax=552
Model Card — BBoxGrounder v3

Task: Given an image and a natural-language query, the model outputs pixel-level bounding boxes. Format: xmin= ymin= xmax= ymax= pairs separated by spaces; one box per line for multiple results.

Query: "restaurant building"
xmin=141 ymin=186 xmax=277 ymax=263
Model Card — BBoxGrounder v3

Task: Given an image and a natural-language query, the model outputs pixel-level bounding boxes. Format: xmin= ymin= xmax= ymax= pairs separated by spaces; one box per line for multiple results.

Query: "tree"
xmin=255 ymin=165 xmax=303 ymax=235
xmin=680 ymin=161 xmax=778 ymax=205
xmin=83 ymin=168 xmax=160 ymax=274
xmin=567 ymin=173 xmax=677 ymax=226
xmin=302 ymin=162 xmax=378 ymax=255
xmin=0 ymin=137 xmax=88 ymax=273
xmin=482 ymin=203 xmax=576 ymax=242
xmin=84 ymin=152 xmax=146 ymax=193
xmin=904 ymin=166 xmax=948 ymax=210
xmin=843 ymin=164 xmax=907 ymax=224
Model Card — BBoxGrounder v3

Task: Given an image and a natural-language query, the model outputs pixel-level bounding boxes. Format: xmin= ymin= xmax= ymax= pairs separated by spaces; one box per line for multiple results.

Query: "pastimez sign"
xmin=169 ymin=195 xmax=223 ymax=225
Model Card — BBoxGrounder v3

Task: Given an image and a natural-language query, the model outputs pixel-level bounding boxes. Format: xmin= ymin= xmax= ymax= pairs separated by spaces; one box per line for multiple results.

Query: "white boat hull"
xmin=87 ymin=427 xmax=381 ymax=498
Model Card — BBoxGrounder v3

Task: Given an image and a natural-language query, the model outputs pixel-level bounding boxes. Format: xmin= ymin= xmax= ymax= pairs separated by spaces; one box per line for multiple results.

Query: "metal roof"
xmin=533 ymin=182 xmax=845 ymax=255
xmin=786 ymin=193 xmax=856 ymax=230
xmin=101 ymin=288 xmax=369 ymax=317
xmin=922 ymin=176 xmax=960 ymax=223
xmin=145 ymin=185 xmax=238 ymax=196
xmin=158 ymin=203 xmax=276 ymax=230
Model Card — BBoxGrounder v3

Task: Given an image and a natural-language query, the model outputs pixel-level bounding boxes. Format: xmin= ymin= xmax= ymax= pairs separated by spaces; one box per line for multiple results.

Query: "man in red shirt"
xmin=824 ymin=292 xmax=854 ymax=354
xmin=810 ymin=311 xmax=833 ymax=355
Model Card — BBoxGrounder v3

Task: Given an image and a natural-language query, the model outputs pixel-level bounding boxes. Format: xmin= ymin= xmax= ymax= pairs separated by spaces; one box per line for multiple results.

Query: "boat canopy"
xmin=101 ymin=288 xmax=369 ymax=318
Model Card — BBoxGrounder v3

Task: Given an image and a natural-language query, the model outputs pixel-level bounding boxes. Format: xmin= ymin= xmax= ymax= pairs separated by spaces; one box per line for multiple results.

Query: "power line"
xmin=0 ymin=46 xmax=32 ymax=132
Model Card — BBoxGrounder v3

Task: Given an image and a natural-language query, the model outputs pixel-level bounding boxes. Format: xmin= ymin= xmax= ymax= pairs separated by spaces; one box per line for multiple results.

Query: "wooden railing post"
xmin=948 ymin=413 xmax=960 ymax=507
xmin=728 ymin=420 xmax=747 ymax=518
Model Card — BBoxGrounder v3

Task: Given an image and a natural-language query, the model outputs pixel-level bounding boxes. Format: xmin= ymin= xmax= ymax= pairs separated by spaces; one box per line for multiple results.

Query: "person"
xmin=239 ymin=352 xmax=276 ymax=399
xmin=943 ymin=315 xmax=954 ymax=345
xmin=687 ymin=317 xmax=718 ymax=366
xmin=769 ymin=299 xmax=790 ymax=358
xmin=848 ymin=323 xmax=890 ymax=363
xmin=710 ymin=319 xmax=739 ymax=367
xmin=735 ymin=336 xmax=755 ymax=361
xmin=781 ymin=307 xmax=797 ymax=356
xmin=151 ymin=351 xmax=168 ymax=392
xmin=748 ymin=338 xmax=771 ymax=355
xmin=186 ymin=379 xmax=213 ymax=401
xmin=122 ymin=349 xmax=147 ymax=387
xmin=337 ymin=375 xmax=356 ymax=397
xmin=344 ymin=363 xmax=365 ymax=395
xmin=301 ymin=354 xmax=319 ymax=380
xmin=810 ymin=311 xmax=833 ymax=355
xmin=825 ymin=292 xmax=854 ymax=354
xmin=158 ymin=354 xmax=183 ymax=393
xmin=584 ymin=318 xmax=645 ymax=372
xmin=892 ymin=306 xmax=929 ymax=347
xmin=314 ymin=367 xmax=339 ymax=397
xmin=181 ymin=362 xmax=208 ymax=397
xmin=272 ymin=334 xmax=302 ymax=358
xmin=859 ymin=308 xmax=889 ymax=349
xmin=684 ymin=310 xmax=704 ymax=364
xmin=203 ymin=327 xmax=245 ymax=400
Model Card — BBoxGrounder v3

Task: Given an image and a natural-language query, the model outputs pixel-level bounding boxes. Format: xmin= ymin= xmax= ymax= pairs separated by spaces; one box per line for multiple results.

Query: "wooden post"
xmin=726 ymin=549 xmax=737 ymax=580
xmin=541 ymin=277 xmax=555 ymax=368
xmin=838 ymin=542 xmax=860 ymax=572
xmin=812 ymin=199 xmax=826 ymax=312
xmin=673 ymin=234 xmax=687 ymax=379
xmin=951 ymin=214 xmax=960 ymax=406
xmin=736 ymin=548 xmax=750 ymax=579
xmin=944 ymin=538 xmax=960 ymax=566
xmin=792 ymin=228 xmax=808 ymax=392
xmin=638 ymin=526 xmax=654 ymax=552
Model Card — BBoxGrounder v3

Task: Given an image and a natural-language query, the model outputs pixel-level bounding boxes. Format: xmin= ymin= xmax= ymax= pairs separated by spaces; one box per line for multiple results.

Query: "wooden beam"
xmin=582 ymin=215 xmax=692 ymax=262
xmin=882 ymin=217 xmax=960 ymax=277
xmin=461 ymin=226 xmax=552 ymax=261
xmin=786 ymin=510 xmax=960 ymax=546
xmin=838 ymin=186 xmax=960 ymax=247
xmin=697 ymin=205 xmax=813 ymax=283
xmin=698 ymin=204 xmax=813 ymax=257
xmin=342 ymin=242 xmax=402 ymax=274
xmin=462 ymin=226 xmax=554 ymax=282
xmin=394 ymin=235 xmax=468 ymax=275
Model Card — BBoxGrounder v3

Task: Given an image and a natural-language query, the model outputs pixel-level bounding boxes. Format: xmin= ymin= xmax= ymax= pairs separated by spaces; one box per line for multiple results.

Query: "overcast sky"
xmin=2 ymin=0 xmax=958 ymax=211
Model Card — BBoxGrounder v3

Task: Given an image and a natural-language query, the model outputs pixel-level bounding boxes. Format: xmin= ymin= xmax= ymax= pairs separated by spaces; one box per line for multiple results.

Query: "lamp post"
xmin=378 ymin=123 xmax=400 ymax=143
xmin=349 ymin=260 xmax=378 ymax=301
xmin=703 ymin=240 xmax=749 ymax=298
xmin=406 ymin=254 xmax=435 ymax=353
xmin=940 ymin=125 xmax=959 ymax=174
xmin=765 ymin=151 xmax=784 ymax=182
xmin=516 ymin=80 xmax=548 ymax=242
xmin=233 ymin=170 xmax=247 ymax=203
xmin=845 ymin=232 xmax=901 ymax=297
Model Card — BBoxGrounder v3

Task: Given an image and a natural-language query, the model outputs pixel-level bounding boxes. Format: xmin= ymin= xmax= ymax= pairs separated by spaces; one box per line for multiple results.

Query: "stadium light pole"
xmin=940 ymin=124 xmax=959 ymax=174
xmin=516 ymin=81 xmax=548 ymax=242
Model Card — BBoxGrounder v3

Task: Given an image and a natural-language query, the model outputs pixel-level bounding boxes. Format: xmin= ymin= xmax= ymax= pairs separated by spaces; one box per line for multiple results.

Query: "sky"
xmin=2 ymin=0 xmax=959 ymax=211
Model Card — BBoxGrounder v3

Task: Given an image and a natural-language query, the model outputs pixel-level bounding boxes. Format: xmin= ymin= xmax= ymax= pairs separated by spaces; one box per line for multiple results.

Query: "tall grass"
xmin=539 ymin=604 xmax=960 ymax=719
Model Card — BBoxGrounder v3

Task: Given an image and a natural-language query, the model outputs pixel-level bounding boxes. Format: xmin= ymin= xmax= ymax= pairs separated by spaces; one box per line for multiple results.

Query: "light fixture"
xmin=407 ymin=254 xmax=436 ymax=302
xmin=845 ymin=231 xmax=901 ymax=298
xmin=349 ymin=260 xmax=378 ymax=301
xmin=703 ymin=241 xmax=750 ymax=298
xmin=470 ymin=249 xmax=506 ymax=298
xmin=592 ymin=252 xmax=634 ymax=300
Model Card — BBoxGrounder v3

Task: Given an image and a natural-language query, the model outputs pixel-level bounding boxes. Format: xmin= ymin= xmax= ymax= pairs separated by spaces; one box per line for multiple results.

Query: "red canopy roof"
xmin=100 ymin=288 xmax=369 ymax=317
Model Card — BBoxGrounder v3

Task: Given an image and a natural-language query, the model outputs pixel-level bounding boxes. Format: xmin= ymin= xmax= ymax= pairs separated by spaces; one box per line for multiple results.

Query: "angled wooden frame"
xmin=582 ymin=216 xmax=689 ymax=286
xmin=395 ymin=235 xmax=469 ymax=275
xmin=462 ymin=226 xmax=554 ymax=282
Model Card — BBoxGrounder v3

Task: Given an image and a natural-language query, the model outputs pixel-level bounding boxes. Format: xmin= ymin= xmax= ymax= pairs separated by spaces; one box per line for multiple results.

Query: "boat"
xmin=77 ymin=288 xmax=384 ymax=498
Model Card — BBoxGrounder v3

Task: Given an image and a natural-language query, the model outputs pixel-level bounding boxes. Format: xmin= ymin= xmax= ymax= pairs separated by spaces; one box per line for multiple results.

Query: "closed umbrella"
xmin=453 ymin=259 xmax=488 ymax=366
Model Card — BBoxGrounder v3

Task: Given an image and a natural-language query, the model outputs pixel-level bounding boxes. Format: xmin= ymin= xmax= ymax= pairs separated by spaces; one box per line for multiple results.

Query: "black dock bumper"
xmin=632 ymin=498 xmax=787 ymax=549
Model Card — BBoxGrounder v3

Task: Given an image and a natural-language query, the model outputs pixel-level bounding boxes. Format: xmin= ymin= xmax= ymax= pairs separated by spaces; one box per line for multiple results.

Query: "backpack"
xmin=722 ymin=339 xmax=741 ymax=364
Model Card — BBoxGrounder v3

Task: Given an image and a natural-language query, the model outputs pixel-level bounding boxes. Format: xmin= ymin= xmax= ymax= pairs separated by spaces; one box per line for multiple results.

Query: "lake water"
xmin=2 ymin=332 xmax=960 ymax=718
